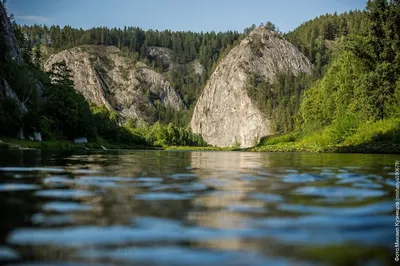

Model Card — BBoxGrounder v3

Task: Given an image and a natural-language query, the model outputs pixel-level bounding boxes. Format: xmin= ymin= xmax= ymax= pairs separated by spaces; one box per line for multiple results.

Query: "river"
xmin=0 ymin=150 xmax=398 ymax=265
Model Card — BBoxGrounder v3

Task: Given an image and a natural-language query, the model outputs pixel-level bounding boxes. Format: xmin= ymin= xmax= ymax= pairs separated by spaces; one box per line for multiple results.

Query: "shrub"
xmin=344 ymin=118 xmax=400 ymax=145
xmin=0 ymin=97 xmax=22 ymax=136
xmin=259 ymin=132 xmax=298 ymax=146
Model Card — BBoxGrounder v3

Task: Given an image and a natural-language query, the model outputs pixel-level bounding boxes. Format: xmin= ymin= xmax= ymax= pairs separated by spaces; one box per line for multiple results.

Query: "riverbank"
xmin=0 ymin=138 xmax=231 ymax=151
xmin=0 ymin=138 xmax=155 ymax=151
xmin=248 ymin=142 xmax=400 ymax=154
xmin=1 ymin=137 xmax=399 ymax=154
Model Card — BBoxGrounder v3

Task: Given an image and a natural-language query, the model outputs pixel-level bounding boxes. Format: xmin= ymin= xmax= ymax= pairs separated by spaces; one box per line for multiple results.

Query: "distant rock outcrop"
xmin=190 ymin=27 xmax=312 ymax=148
xmin=45 ymin=45 xmax=186 ymax=122
xmin=148 ymin=46 xmax=205 ymax=75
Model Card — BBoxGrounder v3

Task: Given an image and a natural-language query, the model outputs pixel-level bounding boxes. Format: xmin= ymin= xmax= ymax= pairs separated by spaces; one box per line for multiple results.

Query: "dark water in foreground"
xmin=0 ymin=150 xmax=398 ymax=266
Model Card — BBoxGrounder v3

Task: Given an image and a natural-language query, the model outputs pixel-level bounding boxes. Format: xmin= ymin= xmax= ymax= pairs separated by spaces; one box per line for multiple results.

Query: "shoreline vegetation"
xmin=1 ymin=140 xmax=398 ymax=154
xmin=1 ymin=116 xmax=400 ymax=153
xmin=1 ymin=132 xmax=399 ymax=154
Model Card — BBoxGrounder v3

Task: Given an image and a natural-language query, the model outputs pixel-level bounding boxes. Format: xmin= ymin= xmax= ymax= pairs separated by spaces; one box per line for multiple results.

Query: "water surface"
xmin=0 ymin=150 xmax=397 ymax=265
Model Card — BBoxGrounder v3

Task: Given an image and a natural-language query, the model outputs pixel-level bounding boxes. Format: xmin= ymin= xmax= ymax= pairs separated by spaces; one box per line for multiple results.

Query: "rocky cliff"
xmin=0 ymin=3 xmax=44 ymax=106
xmin=0 ymin=4 xmax=22 ymax=63
xmin=0 ymin=3 xmax=27 ymax=116
xmin=44 ymin=45 xmax=186 ymax=122
xmin=190 ymin=27 xmax=313 ymax=148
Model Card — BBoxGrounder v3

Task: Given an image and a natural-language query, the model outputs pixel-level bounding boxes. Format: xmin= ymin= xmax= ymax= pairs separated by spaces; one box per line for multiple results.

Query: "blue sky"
xmin=7 ymin=0 xmax=366 ymax=33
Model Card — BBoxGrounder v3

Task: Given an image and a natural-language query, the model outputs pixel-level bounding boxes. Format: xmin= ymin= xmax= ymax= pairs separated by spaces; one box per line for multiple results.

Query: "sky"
xmin=7 ymin=0 xmax=366 ymax=33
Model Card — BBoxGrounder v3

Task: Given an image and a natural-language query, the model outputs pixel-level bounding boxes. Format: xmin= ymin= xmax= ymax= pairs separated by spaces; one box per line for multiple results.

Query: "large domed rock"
xmin=190 ymin=27 xmax=312 ymax=148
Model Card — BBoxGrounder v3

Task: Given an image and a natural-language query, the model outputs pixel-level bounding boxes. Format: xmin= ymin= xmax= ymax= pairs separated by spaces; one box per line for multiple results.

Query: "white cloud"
xmin=15 ymin=15 xmax=51 ymax=24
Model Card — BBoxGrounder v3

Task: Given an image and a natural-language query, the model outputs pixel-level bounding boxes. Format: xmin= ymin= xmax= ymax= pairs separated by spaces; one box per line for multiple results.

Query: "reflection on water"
xmin=0 ymin=150 xmax=397 ymax=265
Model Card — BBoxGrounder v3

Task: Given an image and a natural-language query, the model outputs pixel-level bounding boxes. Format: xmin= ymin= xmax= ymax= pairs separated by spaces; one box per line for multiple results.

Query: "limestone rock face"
xmin=44 ymin=45 xmax=186 ymax=122
xmin=190 ymin=27 xmax=312 ymax=148
xmin=148 ymin=46 xmax=205 ymax=75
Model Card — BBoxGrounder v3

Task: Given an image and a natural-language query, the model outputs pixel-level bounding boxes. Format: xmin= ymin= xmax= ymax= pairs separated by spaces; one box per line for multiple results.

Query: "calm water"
xmin=0 ymin=150 xmax=398 ymax=266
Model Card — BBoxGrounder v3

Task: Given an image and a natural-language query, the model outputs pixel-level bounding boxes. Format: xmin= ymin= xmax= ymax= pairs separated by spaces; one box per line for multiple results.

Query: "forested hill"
xmin=285 ymin=10 xmax=367 ymax=74
xmin=254 ymin=0 xmax=400 ymax=153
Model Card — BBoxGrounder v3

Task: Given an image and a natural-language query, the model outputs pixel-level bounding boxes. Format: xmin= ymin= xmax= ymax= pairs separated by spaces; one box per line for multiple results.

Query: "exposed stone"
xmin=0 ymin=78 xmax=28 ymax=114
xmin=190 ymin=60 xmax=205 ymax=76
xmin=74 ymin=137 xmax=88 ymax=144
xmin=190 ymin=27 xmax=312 ymax=148
xmin=148 ymin=46 xmax=205 ymax=76
xmin=148 ymin=46 xmax=179 ymax=71
xmin=44 ymin=45 xmax=186 ymax=122
xmin=33 ymin=132 xmax=42 ymax=142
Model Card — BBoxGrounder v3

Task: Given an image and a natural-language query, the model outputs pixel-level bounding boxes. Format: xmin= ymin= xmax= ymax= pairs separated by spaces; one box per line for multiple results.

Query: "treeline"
xmin=21 ymin=25 xmax=242 ymax=68
xmin=285 ymin=10 xmax=368 ymax=74
xmin=300 ymin=0 xmax=400 ymax=128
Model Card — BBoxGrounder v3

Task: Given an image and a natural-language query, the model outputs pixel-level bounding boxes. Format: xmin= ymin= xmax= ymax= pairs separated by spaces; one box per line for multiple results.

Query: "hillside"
xmin=44 ymin=45 xmax=185 ymax=123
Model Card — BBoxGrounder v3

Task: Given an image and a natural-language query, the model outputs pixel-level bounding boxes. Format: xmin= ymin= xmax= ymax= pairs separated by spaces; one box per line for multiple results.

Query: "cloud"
xmin=15 ymin=15 xmax=51 ymax=24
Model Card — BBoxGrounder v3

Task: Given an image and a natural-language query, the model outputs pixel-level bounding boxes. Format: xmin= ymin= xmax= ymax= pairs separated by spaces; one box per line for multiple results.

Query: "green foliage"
xmin=285 ymin=10 xmax=367 ymax=75
xmin=247 ymin=71 xmax=315 ymax=134
xmin=299 ymin=114 xmax=361 ymax=147
xmin=255 ymin=1 xmax=400 ymax=153
xmin=300 ymin=51 xmax=368 ymax=128
xmin=299 ymin=0 xmax=400 ymax=142
xmin=44 ymin=61 xmax=94 ymax=139
xmin=343 ymin=118 xmax=400 ymax=146
xmin=259 ymin=132 xmax=298 ymax=146
xmin=168 ymin=67 xmax=203 ymax=109
xmin=254 ymin=118 xmax=400 ymax=153
xmin=0 ymin=97 xmax=21 ymax=136
xmin=90 ymin=105 xmax=146 ymax=145
xmin=125 ymin=121 xmax=207 ymax=147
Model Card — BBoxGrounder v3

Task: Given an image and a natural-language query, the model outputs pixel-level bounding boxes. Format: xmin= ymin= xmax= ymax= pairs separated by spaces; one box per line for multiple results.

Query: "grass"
xmin=250 ymin=118 xmax=400 ymax=154
xmin=0 ymin=137 xmax=227 ymax=151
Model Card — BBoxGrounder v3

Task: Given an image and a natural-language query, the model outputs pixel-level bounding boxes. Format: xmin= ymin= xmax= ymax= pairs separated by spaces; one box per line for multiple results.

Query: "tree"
xmin=265 ymin=21 xmax=276 ymax=31
xmin=33 ymin=43 xmax=42 ymax=69
xmin=45 ymin=61 xmax=94 ymax=139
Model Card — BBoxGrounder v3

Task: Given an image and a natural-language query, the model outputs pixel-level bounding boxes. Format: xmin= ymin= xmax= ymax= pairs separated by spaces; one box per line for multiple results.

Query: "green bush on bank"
xmin=254 ymin=118 xmax=400 ymax=153
xmin=124 ymin=120 xmax=207 ymax=148
xmin=343 ymin=118 xmax=400 ymax=146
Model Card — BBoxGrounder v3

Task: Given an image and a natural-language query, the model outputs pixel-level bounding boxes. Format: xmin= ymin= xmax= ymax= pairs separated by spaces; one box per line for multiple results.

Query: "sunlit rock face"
xmin=45 ymin=45 xmax=186 ymax=122
xmin=190 ymin=27 xmax=312 ymax=148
